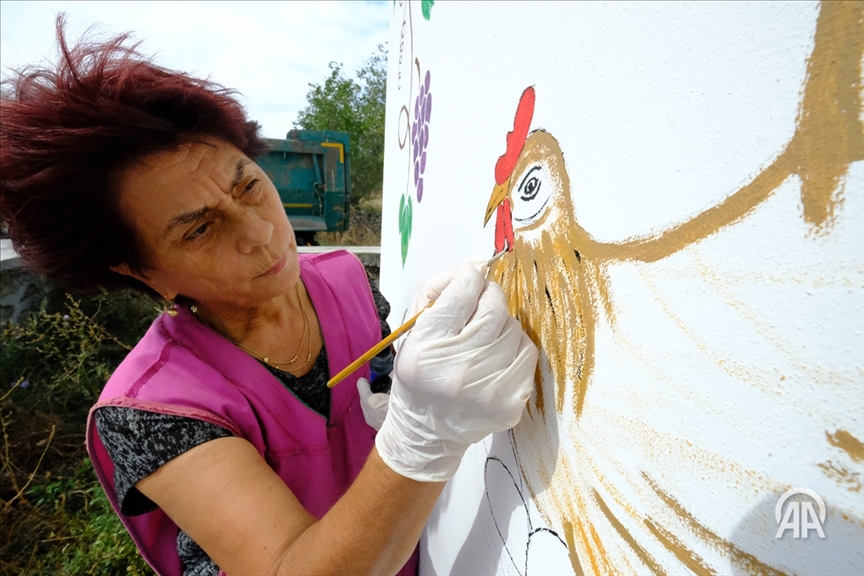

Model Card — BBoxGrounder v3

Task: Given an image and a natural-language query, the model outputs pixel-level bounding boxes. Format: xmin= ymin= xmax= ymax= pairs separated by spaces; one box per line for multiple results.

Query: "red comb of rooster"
xmin=494 ymin=86 xmax=536 ymax=185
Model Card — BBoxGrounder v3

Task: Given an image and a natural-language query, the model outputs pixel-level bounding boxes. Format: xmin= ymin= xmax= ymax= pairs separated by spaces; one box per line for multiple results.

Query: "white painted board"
xmin=380 ymin=2 xmax=864 ymax=574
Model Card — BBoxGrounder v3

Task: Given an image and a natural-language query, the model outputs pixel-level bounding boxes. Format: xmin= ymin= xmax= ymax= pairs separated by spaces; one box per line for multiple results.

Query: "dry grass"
xmin=317 ymin=192 xmax=382 ymax=246
xmin=358 ymin=192 xmax=383 ymax=214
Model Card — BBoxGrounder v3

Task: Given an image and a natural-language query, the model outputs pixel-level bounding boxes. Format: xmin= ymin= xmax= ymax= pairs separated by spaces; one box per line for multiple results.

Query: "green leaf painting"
xmin=393 ymin=1 xmax=434 ymax=21
xmin=398 ymin=193 xmax=413 ymax=265
xmin=422 ymin=0 xmax=434 ymax=21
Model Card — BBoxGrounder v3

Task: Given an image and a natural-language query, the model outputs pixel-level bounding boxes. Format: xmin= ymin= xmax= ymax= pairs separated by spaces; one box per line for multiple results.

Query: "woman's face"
xmin=115 ymin=138 xmax=298 ymax=311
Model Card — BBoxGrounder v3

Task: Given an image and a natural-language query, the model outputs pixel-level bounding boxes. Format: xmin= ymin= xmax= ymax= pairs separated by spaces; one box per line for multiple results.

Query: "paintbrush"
xmin=327 ymin=250 xmax=507 ymax=388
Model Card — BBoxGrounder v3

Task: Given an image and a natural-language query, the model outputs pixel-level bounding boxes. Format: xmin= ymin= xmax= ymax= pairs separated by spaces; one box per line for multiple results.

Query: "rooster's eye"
xmin=521 ymin=177 xmax=540 ymax=201
xmin=511 ymin=163 xmax=552 ymax=227
xmin=518 ymin=166 xmax=542 ymax=202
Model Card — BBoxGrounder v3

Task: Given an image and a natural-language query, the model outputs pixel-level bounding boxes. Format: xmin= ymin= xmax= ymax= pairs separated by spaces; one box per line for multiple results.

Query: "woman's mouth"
xmin=260 ymin=255 xmax=287 ymax=276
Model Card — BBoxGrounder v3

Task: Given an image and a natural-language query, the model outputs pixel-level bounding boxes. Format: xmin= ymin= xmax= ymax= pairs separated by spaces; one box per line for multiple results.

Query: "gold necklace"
xmin=191 ymin=283 xmax=314 ymax=371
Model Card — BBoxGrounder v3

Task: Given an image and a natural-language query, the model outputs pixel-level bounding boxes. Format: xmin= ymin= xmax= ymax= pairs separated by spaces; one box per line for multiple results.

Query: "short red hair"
xmin=0 ymin=16 xmax=268 ymax=295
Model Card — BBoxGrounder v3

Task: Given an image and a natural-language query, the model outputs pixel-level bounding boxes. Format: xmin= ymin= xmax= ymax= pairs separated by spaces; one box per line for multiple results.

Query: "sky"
xmin=0 ymin=1 xmax=391 ymax=137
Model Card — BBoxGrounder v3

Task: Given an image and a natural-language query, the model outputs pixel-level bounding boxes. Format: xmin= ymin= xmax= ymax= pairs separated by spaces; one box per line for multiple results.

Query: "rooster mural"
xmin=486 ymin=86 xmax=601 ymax=420
xmin=482 ymin=2 xmax=863 ymax=573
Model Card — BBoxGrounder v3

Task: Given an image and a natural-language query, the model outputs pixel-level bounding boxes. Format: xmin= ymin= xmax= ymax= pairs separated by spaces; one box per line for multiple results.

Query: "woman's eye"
xmin=243 ymin=178 xmax=260 ymax=194
xmin=186 ymin=222 xmax=211 ymax=241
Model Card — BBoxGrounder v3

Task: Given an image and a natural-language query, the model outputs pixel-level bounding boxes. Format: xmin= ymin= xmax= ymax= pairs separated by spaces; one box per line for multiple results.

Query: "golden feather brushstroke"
xmin=817 ymin=461 xmax=864 ymax=492
xmin=573 ymin=515 xmax=609 ymax=575
xmin=827 ymin=429 xmax=864 ymax=463
xmin=562 ymin=520 xmax=586 ymax=576
xmin=642 ymin=472 xmax=789 ymax=576
xmin=593 ymin=489 xmax=667 ymax=575
xmin=584 ymin=518 xmax=613 ymax=575
xmin=643 ymin=517 xmax=716 ymax=576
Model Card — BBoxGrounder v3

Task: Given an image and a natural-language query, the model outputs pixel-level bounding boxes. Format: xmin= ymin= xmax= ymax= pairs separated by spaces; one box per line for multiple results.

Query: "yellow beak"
xmin=484 ymin=177 xmax=511 ymax=225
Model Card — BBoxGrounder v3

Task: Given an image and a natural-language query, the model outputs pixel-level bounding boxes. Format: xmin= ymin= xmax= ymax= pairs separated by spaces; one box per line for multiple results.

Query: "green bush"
xmin=1 ymin=289 xmax=157 ymax=575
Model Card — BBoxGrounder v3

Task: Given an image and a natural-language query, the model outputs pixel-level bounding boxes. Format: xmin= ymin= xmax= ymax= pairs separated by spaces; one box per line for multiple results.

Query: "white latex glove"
xmin=357 ymin=377 xmax=389 ymax=431
xmin=376 ymin=260 xmax=538 ymax=482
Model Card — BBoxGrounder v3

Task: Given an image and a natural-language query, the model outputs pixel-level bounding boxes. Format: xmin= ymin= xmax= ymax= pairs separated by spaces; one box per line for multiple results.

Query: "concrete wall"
xmin=379 ymin=2 xmax=863 ymax=574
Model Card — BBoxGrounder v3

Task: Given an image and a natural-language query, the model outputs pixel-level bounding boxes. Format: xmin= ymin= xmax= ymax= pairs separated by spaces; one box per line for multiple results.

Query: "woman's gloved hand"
xmin=375 ymin=260 xmax=538 ymax=482
xmin=357 ymin=377 xmax=389 ymax=431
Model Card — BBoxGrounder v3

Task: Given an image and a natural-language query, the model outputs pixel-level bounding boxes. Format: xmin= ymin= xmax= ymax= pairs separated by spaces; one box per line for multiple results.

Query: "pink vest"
xmin=86 ymin=251 xmax=418 ymax=576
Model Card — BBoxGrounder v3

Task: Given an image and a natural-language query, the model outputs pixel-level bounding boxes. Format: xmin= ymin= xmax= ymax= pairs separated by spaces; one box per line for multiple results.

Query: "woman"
xmin=0 ymin=20 xmax=538 ymax=576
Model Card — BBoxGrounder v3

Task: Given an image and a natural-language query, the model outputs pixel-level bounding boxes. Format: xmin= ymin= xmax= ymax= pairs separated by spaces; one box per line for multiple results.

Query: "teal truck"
xmin=258 ymin=129 xmax=351 ymax=246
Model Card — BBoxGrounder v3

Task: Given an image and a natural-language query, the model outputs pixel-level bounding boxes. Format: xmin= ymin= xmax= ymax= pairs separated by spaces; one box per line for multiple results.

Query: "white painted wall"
xmin=380 ymin=2 xmax=863 ymax=574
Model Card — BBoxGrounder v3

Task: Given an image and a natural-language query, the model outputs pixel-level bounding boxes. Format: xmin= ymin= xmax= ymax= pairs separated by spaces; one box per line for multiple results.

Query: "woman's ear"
xmin=109 ymin=262 xmax=136 ymax=278
xmin=110 ymin=263 xmax=177 ymax=300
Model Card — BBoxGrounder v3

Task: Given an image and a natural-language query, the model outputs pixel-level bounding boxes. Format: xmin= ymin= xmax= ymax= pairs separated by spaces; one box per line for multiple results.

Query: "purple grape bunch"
xmin=411 ymin=70 xmax=432 ymax=202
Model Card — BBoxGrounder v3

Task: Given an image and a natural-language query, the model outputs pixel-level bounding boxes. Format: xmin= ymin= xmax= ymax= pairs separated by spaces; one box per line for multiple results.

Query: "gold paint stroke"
xmin=586 ymin=0 xmax=863 ymax=265
xmin=643 ymin=518 xmax=716 ymax=576
xmin=817 ymin=460 xmax=863 ymax=492
xmin=586 ymin=518 xmax=615 ymax=575
xmin=827 ymin=429 xmax=864 ymax=463
xmin=574 ymin=518 xmax=600 ymax=575
xmin=593 ymin=489 xmax=667 ymax=575
xmin=562 ymin=519 xmax=586 ymax=576
xmin=791 ymin=0 xmax=863 ymax=228
xmin=642 ymin=472 xmax=788 ymax=576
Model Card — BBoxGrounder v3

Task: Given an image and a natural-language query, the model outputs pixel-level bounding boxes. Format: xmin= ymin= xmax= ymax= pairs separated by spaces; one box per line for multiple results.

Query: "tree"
xmin=295 ymin=45 xmax=386 ymax=205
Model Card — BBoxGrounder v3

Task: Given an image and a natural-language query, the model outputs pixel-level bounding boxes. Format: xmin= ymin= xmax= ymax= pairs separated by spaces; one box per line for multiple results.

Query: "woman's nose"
xmin=235 ymin=210 xmax=274 ymax=253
